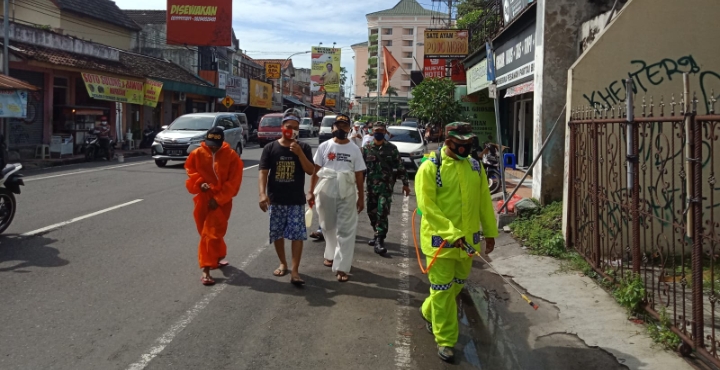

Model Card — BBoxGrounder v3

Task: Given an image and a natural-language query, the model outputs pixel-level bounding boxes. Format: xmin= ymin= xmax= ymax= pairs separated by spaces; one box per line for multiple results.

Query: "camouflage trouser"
xmin=367 ymin=190 xmax=393 ymax=239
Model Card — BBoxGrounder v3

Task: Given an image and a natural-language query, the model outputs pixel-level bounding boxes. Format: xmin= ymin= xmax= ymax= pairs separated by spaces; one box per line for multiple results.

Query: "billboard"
xmin=81 ymin=72 xmax=144 ymax=105
xmin=265 ymin=63 xmax=281 ymax=79
xmin=467 ymin=59 xmax=490 ymax=94
xmin=166 ymin=0 xmax=232 ymax=46
xmin=249 ymin=79 xmax=272 ymax=109
xmin=226 ymin=76 xmax=248 ymax=105
xmin=423 ymin=58 xmax=445 ymax=79
xmin=424 ymin=29 xmax=469 ymax=59
xmin=311 ymin=47 xmax=341 ymax=93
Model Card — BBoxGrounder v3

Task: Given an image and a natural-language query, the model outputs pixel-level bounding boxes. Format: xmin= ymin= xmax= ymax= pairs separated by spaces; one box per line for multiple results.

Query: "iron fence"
xmin=568 ymin=89 xmax=720 ymax=366
xmin=466 ymin=0 xmax=504 ymax=55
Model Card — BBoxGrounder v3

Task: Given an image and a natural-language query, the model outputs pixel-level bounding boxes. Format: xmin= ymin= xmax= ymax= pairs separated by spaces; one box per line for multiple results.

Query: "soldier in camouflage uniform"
xmin=362 ymin=122 xmax=411 ymax=255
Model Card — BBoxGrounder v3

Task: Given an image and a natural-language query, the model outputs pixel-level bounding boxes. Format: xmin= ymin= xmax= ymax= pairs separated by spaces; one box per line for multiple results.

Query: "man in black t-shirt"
xmin=259 ymin=109 xmax=315 ymax=286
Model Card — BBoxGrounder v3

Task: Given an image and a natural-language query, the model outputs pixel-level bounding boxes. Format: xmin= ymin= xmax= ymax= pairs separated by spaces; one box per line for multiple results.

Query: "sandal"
xmin=212 ymin=260 xmax=229 ymax=270
xmin=201 ymin=276 xmax=215 ymax=286
xmin=290 ymin=277 xmax=306 ymax=286
xmin=337 ymin=272 xmax=349 ymax=283
xmin=273 ymin=267 xmax=289 ymax=277
xmin=323 ymin=259 xmax=333 ymax=267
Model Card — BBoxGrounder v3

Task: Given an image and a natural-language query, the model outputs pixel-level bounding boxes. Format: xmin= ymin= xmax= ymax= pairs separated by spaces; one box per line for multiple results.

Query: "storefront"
xmin=460 ymin=58 xmax=497 ymax=144
xmin=493 ymin=17 xmax=536 ymax=168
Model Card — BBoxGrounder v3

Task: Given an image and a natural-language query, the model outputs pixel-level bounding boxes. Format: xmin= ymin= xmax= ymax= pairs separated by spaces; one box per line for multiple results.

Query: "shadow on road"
xmin=0 ymin=234 xmax=68 ymax=272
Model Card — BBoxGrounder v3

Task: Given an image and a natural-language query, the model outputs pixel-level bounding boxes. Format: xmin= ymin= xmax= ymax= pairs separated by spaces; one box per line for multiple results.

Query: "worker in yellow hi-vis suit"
xmin=415 ymin=122 xmax=498 ymax=363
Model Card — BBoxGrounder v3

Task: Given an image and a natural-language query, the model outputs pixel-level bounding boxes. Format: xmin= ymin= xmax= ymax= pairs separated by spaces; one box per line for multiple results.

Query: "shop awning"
xmin=283 ymin=95 xmax=307 ymax=107
xmin=504 ymin=81 xmax=534 ymax=98
xmin=0 ymin=75 xmax=39 ymax=90
xmin=155 ymin=79 xmax=226 ymax=98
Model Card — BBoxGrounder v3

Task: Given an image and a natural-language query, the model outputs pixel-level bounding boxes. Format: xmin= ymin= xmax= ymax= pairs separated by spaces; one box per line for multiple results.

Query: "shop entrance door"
xmin=512 ymin=97 xmax=533 ymax=168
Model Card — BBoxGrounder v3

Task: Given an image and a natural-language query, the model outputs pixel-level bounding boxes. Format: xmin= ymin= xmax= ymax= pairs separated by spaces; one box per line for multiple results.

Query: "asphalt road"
xmin=0 ymin=138 xmax=495 ymax=370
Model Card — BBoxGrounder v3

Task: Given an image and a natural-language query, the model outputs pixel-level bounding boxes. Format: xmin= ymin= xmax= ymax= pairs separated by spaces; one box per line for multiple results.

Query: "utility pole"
xmin=3 ymin=0 xmax=9 ymax=151
xmin=447 ymin=0 xmax=452 ymax=28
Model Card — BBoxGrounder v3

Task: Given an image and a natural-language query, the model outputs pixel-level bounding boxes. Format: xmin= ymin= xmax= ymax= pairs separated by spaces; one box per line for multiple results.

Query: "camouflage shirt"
xmin=362 ymin=141 xmax=409 ymax=192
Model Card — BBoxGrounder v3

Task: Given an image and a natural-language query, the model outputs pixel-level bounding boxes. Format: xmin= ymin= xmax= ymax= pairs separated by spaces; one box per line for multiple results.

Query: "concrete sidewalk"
xmin=463 ymin=233 xmax=694 ymax=370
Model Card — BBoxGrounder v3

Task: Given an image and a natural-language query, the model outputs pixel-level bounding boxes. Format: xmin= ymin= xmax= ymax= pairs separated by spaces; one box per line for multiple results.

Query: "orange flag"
xmin=381 ymin=46 xmax=400 ymax=95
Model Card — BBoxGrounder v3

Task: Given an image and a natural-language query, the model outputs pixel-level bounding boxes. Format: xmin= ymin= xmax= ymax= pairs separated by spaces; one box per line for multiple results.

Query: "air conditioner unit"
xmin=178 ymin=92 xmax=187 ymax=102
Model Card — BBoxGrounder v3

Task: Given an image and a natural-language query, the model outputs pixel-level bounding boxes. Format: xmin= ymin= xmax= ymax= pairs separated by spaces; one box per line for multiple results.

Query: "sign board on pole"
xmin=311 ymin=47 xmax=342 ymax=93
xmin=166 ymin=0 xmax=232 ymax=46
xmin=221 ymin=96 xmax=234 ymax=108
xmin=423 ymin=29 xmax=469 ymax=59
xmin=325 ymin=97 xmax=336 ymax=107
xmin=423 ymin=58 xmax=446 ymax=79
xmin=488 ymin=84 xmax=497 ymax=99
xmin=265 ymin=63 xmax=281 ymax=79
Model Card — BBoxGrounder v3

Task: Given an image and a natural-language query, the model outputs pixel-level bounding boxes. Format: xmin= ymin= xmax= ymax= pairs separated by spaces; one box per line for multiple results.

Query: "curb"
xmin=21 ymin=151 xmax=150 ymax=169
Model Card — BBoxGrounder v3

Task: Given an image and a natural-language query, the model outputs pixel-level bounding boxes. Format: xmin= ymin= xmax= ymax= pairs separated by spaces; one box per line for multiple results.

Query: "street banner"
xmin=166 ymin=0 xmax=232 ymax=46
xmin=226 ymin=76 xmax=248 ymax=105
xmin=467 ymin=59 xmax=490 ymax=94
xmin=381 ymin=46 xmax=400 ymax=95
xmin=311 ymin=46 xmax=341 ymax=93
xmin=249 ymin=79 xmax=272 ymax=109
xmin=143 ymin=79 xmax=163 ymax=108
xmin=424 ymin=29 xmax=469 ymax=59
xmin=265 ymin=63 xmax=281 ymax=79
xmin=0 ymin=90 xmax=28 ymax=118
xmin=81 ymin=72 xmax=144 ymax=105
xmin=423 ymin=58 xmax=445 ymax=79
xmin=455 ymin=85 xmax=496 ymax=144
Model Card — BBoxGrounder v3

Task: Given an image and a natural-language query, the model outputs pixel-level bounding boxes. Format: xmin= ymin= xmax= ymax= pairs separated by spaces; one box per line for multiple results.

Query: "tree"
xmin=363 ymin=67 xmax=377 ymax=92
xmin=384 ymin=86 xmax=399 ymax=97
xmin=408 ymin=78 xmax=463 ymax=126
xmin=340 ymin=67 xmax=348 ymax=86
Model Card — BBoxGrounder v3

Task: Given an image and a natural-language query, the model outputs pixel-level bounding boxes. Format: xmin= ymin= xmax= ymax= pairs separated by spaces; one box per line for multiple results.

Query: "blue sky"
xmin=114 ymin=0 xmax=408 ymax=89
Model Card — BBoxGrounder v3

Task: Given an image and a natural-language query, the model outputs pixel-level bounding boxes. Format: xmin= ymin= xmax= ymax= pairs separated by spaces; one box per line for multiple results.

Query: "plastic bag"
xmin=305 ymin=206 xmax=313 ymax=228
xmin=496 ymin=194 xmax=523 ymax=213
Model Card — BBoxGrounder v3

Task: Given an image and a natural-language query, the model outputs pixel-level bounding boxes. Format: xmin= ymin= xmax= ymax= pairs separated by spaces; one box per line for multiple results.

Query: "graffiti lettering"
xmin=583 ymin=55 xmax=702 ymax=109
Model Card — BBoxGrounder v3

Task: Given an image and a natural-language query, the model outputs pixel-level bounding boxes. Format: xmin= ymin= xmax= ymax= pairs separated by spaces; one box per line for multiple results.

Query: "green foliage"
xmin=456 ymin=0 xmax=491 ymax=18
xmin=408 ymin=78 xmax=463 ymax=125
xmin=456 ymin=9 xmax=484 ymax=30
xmin=363 ymin=68 xmax=377 ymax=92
xmin=340 ymin=67 xmax=348 ymax=87
xmin=647 ymin=308 xmax=682 ymax=350
xmin=385 ymin=86 xmax=399 ymax=97
xmin=613 ymin=274 xmax=646 ymax=314
xmin=509 ymin=202 xmax=565 ymax=257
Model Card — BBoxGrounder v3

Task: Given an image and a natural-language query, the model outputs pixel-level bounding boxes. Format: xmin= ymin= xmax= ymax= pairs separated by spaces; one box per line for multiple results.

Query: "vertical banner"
xmin=143 ymin=79 xmax=164 ymax=108
xmin=311 ymin=46 xmax=341 ymax=93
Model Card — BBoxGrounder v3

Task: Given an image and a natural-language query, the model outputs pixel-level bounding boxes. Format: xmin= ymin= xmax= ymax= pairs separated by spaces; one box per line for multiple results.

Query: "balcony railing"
xmin=465 ymin=0 xmax=504 ymax=54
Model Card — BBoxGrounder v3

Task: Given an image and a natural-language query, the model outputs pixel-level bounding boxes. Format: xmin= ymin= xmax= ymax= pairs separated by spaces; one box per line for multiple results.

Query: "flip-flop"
xmin=290 ymin=277 xmax=306 ymax=286
xmin=273 ymin=268 xmax=289 ymax=277
xmin=337 ymin=272 xmax=349 ymax=283
xmin=218 ymin=260 xmax=229 ymax=268
xmin=201 ymin=276 xmax=215 ymax=286
xmin=323 ymin=259 xmax=333 ymax=267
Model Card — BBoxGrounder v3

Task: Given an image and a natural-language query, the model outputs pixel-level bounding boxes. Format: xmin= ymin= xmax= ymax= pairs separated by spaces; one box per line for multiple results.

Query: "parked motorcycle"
xmin=477 ymin=142 xmax=509 ymax=195
xmin=0 ymin=134 xmax=24 ymax=234
xmin=140 ymin=126 xmax=156 ymax=149
xmin=84 ymin=129 xmax=116 ymax=162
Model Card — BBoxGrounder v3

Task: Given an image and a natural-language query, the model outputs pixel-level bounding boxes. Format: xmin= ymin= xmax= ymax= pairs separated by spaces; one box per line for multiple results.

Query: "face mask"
xmin=449 ymin=142 xmax=473 ymax=159
xmin=373 ymin=132 xmax=385 ymax=141
xmin=282 ymin=127 xmax=298 ymax=140
xmin=333 ymin=129 xmax=348 ymax=140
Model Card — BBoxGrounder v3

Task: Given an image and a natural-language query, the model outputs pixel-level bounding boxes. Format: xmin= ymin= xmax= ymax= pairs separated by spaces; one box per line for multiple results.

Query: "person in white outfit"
xmin=350 ymin=122 xmax=364 ymax=148
xmin=309 ymin=114 xmax=367 ymax=282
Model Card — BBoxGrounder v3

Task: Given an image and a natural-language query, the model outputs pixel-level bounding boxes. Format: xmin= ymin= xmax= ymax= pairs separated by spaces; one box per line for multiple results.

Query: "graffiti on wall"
xmin=582 ymin=55 xmax=719 ymax=114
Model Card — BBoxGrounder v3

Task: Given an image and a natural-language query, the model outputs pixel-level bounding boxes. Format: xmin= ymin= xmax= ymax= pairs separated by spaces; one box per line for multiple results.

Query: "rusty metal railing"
xmin=568 ymin=86 xmax=720 ymax=367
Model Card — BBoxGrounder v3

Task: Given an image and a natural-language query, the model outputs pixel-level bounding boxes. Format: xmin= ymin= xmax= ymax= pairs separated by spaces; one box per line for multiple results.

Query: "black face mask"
xmin=449 ymin=142 xmax=473 ymax=159
xmin=373 ymin=132 xmax=385 ymax=141
xmin=333 ymin=130 xmax=348 ymax=140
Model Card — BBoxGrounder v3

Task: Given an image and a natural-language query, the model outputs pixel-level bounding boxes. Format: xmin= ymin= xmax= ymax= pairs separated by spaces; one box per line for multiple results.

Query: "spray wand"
xmin=474 ymin=251 xmax=539 ymax=310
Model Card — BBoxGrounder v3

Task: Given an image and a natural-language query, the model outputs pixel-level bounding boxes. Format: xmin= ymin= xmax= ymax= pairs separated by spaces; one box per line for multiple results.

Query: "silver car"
xmin=151 ymin=113 xmax=244 ymax=168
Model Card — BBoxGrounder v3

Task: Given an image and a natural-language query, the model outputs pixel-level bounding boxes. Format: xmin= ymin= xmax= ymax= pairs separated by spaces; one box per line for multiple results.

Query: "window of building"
xmin=403 ymin=40 xmax=413 ymax=47
xmin=404 ymin=52 xmax=413 ymax=58
xmin=403 ymin=63 xmax=412 ymax=70
xmin=404 ymin=28 xmax=414 ymax=35
xmin=53 ymin=77 xmax=68 ymax=106
xmin=383 ymin=40 xmax=392 ymax=47
xmin=402 ymin=74 xmax=411 ymax=80
xmin=383 ymin=28 xmax=393 ymax=35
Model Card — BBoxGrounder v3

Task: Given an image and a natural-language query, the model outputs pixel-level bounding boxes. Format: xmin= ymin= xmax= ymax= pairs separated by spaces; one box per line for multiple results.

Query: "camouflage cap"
xmin=335 ymin=114 xmax=351 ymax=125
xmin=373 ymin=122 xmax=387 ymax=130
xmin=445 ymin=122 xmax=476 ymax=140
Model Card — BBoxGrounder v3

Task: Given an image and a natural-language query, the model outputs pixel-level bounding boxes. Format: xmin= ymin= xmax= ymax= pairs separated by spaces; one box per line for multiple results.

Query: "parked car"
xmin=233 ymin=112 xmax=250 ymax=146
xmin=151 ymin=113 xmax=243 ymax=167
xmin=318 ymin=115 xmax=337 ymax=144
xmin=257 ymin=113 xmax=283 ymax=147
xmin=299 ymin=117 xmax=317 ymax=138
xmin=387 ymin=126 xmax=427 ymax=174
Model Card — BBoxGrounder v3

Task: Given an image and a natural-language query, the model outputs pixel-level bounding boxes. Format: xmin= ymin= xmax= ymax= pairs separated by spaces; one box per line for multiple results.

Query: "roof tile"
xmin=367 ymin=0 xmax=445 ymax=17
xmin=0 ymin=75 xmax=40 ymax=90
xmin=10 ymin=41 xmax=136 ymax=77
xmin=123 ymin=10 xmax=167 ymax=25
xmin=55 ymin=0 xmax=141 ymax=31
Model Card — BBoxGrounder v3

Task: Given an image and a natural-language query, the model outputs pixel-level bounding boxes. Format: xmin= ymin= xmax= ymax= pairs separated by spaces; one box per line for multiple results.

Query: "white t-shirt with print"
xmin=314 ymin=139 xmax=367 ymax=173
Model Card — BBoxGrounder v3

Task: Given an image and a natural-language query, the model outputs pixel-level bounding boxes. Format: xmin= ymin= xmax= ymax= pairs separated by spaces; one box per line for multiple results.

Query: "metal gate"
xmin=568 ymin=86 xmax=720 ymax=366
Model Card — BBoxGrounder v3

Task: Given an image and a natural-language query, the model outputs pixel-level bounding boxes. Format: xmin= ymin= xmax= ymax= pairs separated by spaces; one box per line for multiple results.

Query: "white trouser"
xmin=315 ymin=170 xmax=358 ymax=274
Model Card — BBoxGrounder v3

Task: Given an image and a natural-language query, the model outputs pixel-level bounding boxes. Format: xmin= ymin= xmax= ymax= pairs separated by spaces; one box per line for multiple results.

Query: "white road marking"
xmin=24 ymin=162 xmax=150 ymax=182
xmin=394 ymin=196 xmax=413 ymax=369
xmin=125 ymin=244 xmax=266 ymax=370
xmin=21 ymin=199 xmax=144 ymax=236
xmin=243 ymin=164 xmax=258 ymax=170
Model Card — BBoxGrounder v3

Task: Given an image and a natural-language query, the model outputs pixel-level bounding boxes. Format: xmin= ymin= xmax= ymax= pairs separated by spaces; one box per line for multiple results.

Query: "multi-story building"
xmin=353 ymin=0 xmax=444 ymax=118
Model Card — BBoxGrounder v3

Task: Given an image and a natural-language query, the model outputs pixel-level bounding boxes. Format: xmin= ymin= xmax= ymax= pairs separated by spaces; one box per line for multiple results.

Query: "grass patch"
xmin=647 ymin=308 xmax=682 ymax=350
xmin=509 ymin=201 xmax=565 ymax=258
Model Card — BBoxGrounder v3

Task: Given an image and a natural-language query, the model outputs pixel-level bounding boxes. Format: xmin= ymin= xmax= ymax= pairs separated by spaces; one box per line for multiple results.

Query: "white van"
xmin=318 ymin=115 xmax=336 ymax=144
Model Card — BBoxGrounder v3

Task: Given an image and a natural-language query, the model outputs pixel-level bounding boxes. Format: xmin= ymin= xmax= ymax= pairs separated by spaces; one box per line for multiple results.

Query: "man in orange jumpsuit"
xmin=185 ymin=127 xmax=244 ymax=286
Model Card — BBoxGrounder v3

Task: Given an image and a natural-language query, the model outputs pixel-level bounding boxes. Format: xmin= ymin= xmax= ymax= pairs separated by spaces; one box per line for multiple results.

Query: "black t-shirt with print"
xmin=260 ymin=140 xmax=314 ymax=205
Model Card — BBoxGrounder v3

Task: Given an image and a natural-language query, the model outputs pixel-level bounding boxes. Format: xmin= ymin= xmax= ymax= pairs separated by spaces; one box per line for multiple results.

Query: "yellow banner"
xmin=424 ymin=29 xmax=469 ymax=59
xmin=311 ymin=46 xmax=341 ymax=93
xmin=81 ymin=72 xmax=144 ymax=105
xmin=325 ymin=97 xmax=336 ymax=107
xmin=265 ymin=63 xmax=281 ymax=79
xmin=143 ymin=79 xmax=164 ymax=108
xmin=249 ymin=79 xmax=273 ymax=109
